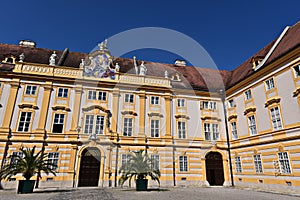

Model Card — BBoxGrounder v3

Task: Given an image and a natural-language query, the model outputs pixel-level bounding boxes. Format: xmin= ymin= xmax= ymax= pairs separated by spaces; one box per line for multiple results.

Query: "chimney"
xmin=175 ymin=59 xmax=186 ymax=66
xmin=19 ymin=40 xmax=36 ymax=48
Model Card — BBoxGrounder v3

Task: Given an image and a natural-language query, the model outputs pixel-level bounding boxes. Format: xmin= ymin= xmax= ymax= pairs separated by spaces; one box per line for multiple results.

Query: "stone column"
xmin=138 ymin=91 xmax=146 ymax=136
xmin=111 ymin=89 xmax=120 ymax=134
xmin=164 ymin=94 xmax=172 ymax=138
xmin=70 ymin=85 xmax=83 ymax=134
xmin=34 ymin=82 xmax=52 ymax=133
xmin=0 ymin=79 xmax=20 ymax=133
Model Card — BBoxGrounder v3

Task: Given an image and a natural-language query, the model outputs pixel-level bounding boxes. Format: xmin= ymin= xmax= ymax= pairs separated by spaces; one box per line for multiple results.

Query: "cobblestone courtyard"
xmin=1 ymin=187 xmax=300 ymax=200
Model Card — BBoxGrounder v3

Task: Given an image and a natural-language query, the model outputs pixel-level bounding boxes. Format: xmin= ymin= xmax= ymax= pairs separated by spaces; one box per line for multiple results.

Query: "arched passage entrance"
xmin=78 ymin=147 xmax=101 ymax=187
xmin=205 ymin=152 xmax=224 ymax=186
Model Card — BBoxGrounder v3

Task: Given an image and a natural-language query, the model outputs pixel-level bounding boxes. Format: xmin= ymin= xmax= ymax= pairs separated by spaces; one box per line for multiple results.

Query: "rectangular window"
xmin=151 ymin=96 xmax=159 ymax=105
xmin=254 ymin=154 xmax=263 ymax=173
xmin=177 ymin=99 xmax=185 ymax=107
xmin=179 ymin=156 xmax=188 ymax=172
xmin=98 ymin=91 xmax=107 ymax=101
xmin=121 ymin=154 xmax=132 ymax=170
xmin=17 ymin=112 xmax=32 ymax=132
xmin=25 ymin=85 xmax=37 ymax=95
xmin=293 ymin=65 xmax=300 ymax=77
xmin=235 ymin=156 xmax=242 ymax=173
xmin=245 ymin=90 xmax=252 ymax=100
xmin=228 ymin=99 xmax=235 ymax=108
xmin=10 ymin=152 xmax=23 ymax=164
xmin=231 ymin=122 xmax=238 ymax=139
xmin=150 ymin=119 xmax=160 ymax=137
xmin=278 ymin=152 xmax=292 ymax=174
xmin=88 ymin=91 xmax=97 ymax=100
xmin=57 ymin=88 xmax=68 ymax=98
xmin=265 ymin=78 xmax=275 ymax=90
xmin=47 ymin=152 xmax=59 ymax=170
xmin=124 ymin=94 xmax=134 ymax=103
xmin=123 ymin=118 xmax=133 ymax=136
xmin=177 ymin=121 xmax=186 ymax=139
xmin=202 ymin=101 xmax=216 ymax=110
xmin=204 ymin=123 xmax=219 ymax=141
xmin=52 ymin=113 xmax=65 ymax=133
xmin=150 ymin=154 xmax=160 ymax=170
xmin=84 ymin=115 xmax=105 ymax=135
xmin=248 ymin=115 xmax=257 ymax=135
xmin=270 ymin=107 xmax=282 ymax=130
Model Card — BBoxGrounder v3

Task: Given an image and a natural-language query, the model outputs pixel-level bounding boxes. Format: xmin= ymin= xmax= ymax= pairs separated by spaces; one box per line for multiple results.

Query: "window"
xmin=124 ymin=94 xmax=134 ymax=103
xmin=150 ymin=119 xmax=159 ymax=137
xmin=244 ymin=90 xmax=252 ymax=100
xmin=270 ymin=107 xmax=282 ymax=130
xmin=179 ymin=156 xmax=188 ymax=172
xmin=177 ymin=99 xmax=185 ymax=107
xmin=228 ymin=99 xmax=235 ymax=108
xmin=17 ymin=112 xmax=32 ymax=132
xmin=123 ymin=118 xmax=133 ymax=136
xmin=231 ymin=122 xmax=238 ymax=139
xmin=98 ymin=91 xmax=107 ymax=101
xmin=202 ymin=101 xmax=216 ymax=110
xmin=254 ymin=154 xmax=263 ymax=173
xmin=235 ymin=156 xmax=242 ymax=173
xmin=84 ymin=115 xmax=105 ymax=135
xmin=278 ymin=152 xmax=292 ymax=174
xmin=204 ymin=123 xmax=219 ymax=141
xmin=150 ymin=155 xmax=160 ymax=170
xmin=10 ymin=152 xmax=23 ymax=164
xmin=88 ymin=91 xmax=97 ymax=100
xmin=248 ymin=115 xmax=257 ymax=135
xmin=88 ymin=91 xmax=107 ymax=101
xmin=47 ymin=152 xmax=59 ymax=170
xmin=52 ymin=114 xmax=65 ymax=133
xmin=177 ymin=121 xmax=186 ymax=139
xmin=57 ymin=88 xmax=68 ymax=98
xmin=293 ymin=65 xmax=300 ymax=77
xmin=121 ymin=154 xmax=132 ymax=169
xmin=25 ymin=85 xmax=37 ymax=95
xmin=265 ymin=78 xmax=275 ymax=90
xmin=151 ymin=96 xmax=159 ymax=105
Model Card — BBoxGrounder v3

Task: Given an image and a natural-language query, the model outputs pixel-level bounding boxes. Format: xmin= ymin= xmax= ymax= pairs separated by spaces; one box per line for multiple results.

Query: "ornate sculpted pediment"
xmin=83 ymin=39 xmax=116 ymax=80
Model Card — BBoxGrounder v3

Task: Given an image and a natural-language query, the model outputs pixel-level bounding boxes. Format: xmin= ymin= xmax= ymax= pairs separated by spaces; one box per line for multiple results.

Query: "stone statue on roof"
xmin=139 ymin=61 xmax=147 ymax=76
xmin=49 ymin=51 xmax=57 ymax=66
xmin=133 ymin=56 xmax=147 ymax=76
xmin=133 ymin=56 xmax=139 ymax=75
xmin=19 ymin=53 xmax=25 ymax=62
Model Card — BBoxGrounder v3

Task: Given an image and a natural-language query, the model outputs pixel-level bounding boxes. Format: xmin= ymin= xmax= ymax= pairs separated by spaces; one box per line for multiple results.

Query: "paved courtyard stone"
xmin=0 ymin=186 xmax=299 ymax=200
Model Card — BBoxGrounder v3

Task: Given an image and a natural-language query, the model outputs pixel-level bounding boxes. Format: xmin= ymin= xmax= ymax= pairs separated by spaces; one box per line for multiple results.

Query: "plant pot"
xmin=136 ymin=179 xmax=148 ymax=191
xmin=17 ymin=180 xmax=35 ymax=194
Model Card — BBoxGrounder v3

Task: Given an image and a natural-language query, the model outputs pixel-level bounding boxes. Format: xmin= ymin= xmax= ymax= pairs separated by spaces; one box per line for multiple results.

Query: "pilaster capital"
xmin=43 ymin=82 xmax=53 ymax=91
xmin=74 ymin=85 xmax=83 ymax=93
xmin=9 ymin=79 xmax=20 ymax=89
xmin=138 ymin=91 xmax=147 ymax=99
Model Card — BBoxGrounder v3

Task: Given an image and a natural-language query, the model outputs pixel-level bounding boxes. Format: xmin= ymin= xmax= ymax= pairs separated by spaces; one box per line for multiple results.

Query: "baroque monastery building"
xmin=0 ymin=21 xmax=300 ymax=194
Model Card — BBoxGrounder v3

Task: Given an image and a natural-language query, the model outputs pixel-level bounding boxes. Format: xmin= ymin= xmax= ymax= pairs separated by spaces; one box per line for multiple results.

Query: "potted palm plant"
xmin=0 ymin=146 xmax=57 ymax=193
xmin=118 ymin=150 xmax=160 ymax=191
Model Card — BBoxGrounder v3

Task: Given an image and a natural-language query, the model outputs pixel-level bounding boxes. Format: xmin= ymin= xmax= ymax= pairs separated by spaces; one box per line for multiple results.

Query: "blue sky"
xmin=1 ymin=0 xmax=299 ymax=70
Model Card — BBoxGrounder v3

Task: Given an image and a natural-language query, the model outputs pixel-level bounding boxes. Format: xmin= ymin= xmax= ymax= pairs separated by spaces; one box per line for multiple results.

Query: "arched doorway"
xmin=78 ymin=147 xmax=101 ymax=187
xmin=205 ymin=152 xmax=224 ymax=186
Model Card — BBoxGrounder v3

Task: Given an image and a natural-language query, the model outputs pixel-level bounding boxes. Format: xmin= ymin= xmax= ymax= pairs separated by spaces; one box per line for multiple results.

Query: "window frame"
xmin=150 ymin=96 xmax=159 ymax=105
xmin=17 ymin=111 xmax=32 ymax=132
xmin=123 ymin=117 xmax=133 ymax=136
xmin=177 ymin=98 xmax=185 ymax=107
xmin=248 ymin=115 xmax=257 ymax=135
xmin=253 ymin=154 xmax=263 ymax=173
xmin=179 ymin=155 xmax=188 ymax=172
xmin=83 ymin=114 xmax=105 ymax=135
xmin=278 ymin=152 xmax=292 ymax=174
xmin=265 ymin=78 xmax=275 ymax=91
xmin=293 ymin=65 xmax=300 ymax=78
xmin=231 ymin=121 xmax=238 ymax=139
xmin=244 ymin=90 xmax=252 ymax=100
xmin=124 ymin=93 xmax=134 ymax=103
xmin=25 ymin=85 xmax=37 ymax=96
xmin=52 ymin=113 xmax=65 ymax=133
xmin=47 ymin=152 xmax=59 ymax=170
xmin=270 ymin=106 xmax=283 ymax=131
xmin=235 ymin=156 xmax=242 ymax=173
xmin=204 ymin=123 xmax=219 ymax=141
xmin=150 ymin=154 xmax=160 ymax=170
xmin=177 ymin=121 xmax=186 ymax=139
xmin=150 ymin=119 xmax=160 ymax=138
xmin=57 ymin=87 xmax=69 ymax=98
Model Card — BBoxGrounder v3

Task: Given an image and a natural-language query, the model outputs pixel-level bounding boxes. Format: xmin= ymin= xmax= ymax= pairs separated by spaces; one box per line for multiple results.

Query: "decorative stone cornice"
xmin=293 ymin=87 xmax=300 ymax=97
xmin=264 ymin=97 xmax=281 ymax=107
xmin=121 ymin=110 xmax=137 ymax=116
xmin=228 ymin=114 xmax=237 ymax=121
xmin=175 ymin=114 xmax=190 ymax=119
xmin=243 ymin=106 xmax=256 ymax=115
xmin=200 ymin=115 xmax=220 ymax=121
xmin=148 ymin=112 xmax=163 ymax=118
xmin=18 ymin=103 xmax=39 ymax=109
xmin=52 ymin=105 xmax=71 ymax=111
xmin=82 ymin=105 xmax=109 ymax=113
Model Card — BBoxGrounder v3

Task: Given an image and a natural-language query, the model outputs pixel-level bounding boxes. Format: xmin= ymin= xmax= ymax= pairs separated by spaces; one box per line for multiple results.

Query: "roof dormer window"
xmin=3 ymin=55 xmax=16 ymax=64
xmin=293 ymin=65 xmax=300 ymax=78
xmin=251 ymin=56 xmax=263 ymax=69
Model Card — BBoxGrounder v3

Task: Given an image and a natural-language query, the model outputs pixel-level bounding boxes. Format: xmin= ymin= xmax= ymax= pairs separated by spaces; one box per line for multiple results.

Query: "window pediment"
xmin=121 ymin=110 xmax=137 ymax=116
xmin=82 ymin=105 xmax=109 ymax=113
xmin=228 ymin=114 xmax=237 ymax=121
xmin=243 ymin=106 xmax=256 ymax=115
xmin=264 ymin=97 xmax=281 ymax=107
xmin=52 ymin=105 xmax=71 ymax=111
xmin=201 ymin=115 xmax=220 ymax=121
xmin=175 ymin=114 xmax=190 ymax=120
xmin=293 ymin=87 xmax=300 ymax=97
xmin=18 ymin=103 xmax=39 ymax=110
xmin=148 ymin=112 xmax=163 ymax=118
